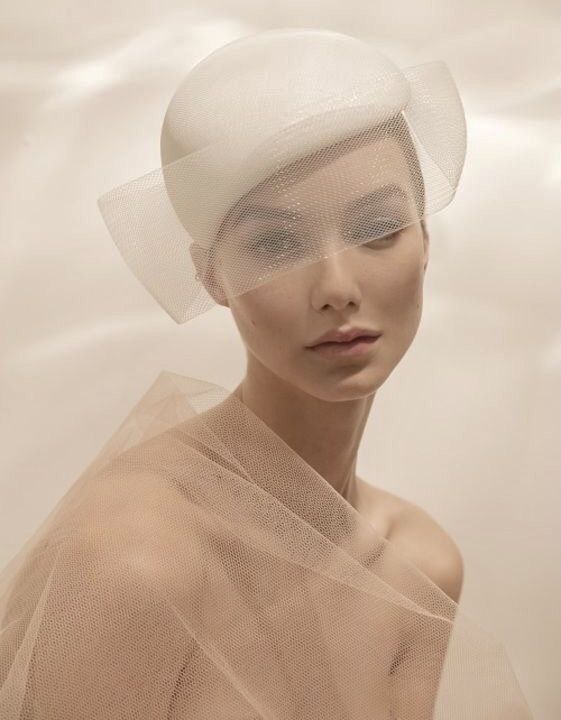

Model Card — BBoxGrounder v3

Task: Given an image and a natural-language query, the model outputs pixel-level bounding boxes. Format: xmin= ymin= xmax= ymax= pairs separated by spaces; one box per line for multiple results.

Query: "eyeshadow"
xmin=227 ymin=183 xmax=411 ymax=232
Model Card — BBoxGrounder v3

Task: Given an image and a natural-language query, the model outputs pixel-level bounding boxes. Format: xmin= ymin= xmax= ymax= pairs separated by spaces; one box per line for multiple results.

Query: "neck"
xmin=232 ymin=352 xmax=375 ymax=505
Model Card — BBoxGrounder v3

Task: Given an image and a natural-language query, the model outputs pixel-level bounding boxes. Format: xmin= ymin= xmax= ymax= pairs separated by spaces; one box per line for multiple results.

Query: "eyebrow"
xmin=226 ymin=183 xmax=409 ymax=231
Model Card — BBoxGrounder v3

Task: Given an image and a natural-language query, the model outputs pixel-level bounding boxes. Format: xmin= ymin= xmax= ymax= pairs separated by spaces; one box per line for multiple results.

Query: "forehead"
xmin=222 ymin=134 xmax=415 ymax=232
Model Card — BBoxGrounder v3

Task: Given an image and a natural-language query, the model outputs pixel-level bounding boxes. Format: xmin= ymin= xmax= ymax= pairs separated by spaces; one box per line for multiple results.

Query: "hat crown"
xmin=160 ymin=29 xmax=405 ymax=166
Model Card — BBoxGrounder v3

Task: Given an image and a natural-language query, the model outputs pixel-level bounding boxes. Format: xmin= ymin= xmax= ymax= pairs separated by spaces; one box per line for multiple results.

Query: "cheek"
xmin=371 ymin=255 xmax=425 ymax=358
xmin=390 ymin=262 xmax=424 ymax=307
xmin=372 ymin=244 xmax=425 ymax=315
xmin=230 ymin=283 xmax=301 ymax=352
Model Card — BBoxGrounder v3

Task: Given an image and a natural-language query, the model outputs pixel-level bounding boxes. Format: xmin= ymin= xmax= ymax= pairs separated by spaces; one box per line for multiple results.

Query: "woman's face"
xmin=213 ymin=136 xmax=429 ymax=402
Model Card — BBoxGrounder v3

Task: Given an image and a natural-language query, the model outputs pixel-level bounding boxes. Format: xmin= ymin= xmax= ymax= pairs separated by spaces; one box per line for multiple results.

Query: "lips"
xmin=307 ymin=334 xmax=380 ymax=359
xmin=307 ymin=327 xmax=382 ymax=347
xmin=318 ymin=336 xmax=372 ymax=347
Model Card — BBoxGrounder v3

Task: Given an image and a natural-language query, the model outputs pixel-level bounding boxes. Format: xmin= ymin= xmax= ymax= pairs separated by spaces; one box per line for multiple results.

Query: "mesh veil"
xmin=96 ymin=29 xmax=467 ymax=322
xmin=0 ymin=371 xmax=533 ymax=718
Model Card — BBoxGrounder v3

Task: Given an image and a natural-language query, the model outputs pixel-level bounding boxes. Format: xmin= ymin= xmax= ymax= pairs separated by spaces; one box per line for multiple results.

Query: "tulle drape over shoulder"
xmin=0 ymin=371 xmax=533 ymax=719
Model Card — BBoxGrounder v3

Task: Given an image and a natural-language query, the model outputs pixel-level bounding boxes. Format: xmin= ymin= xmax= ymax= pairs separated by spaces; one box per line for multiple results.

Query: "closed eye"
xmin=247 ymin=217 xmax=405 ymax=257
xmin=248 ymin=230 xmax=304 ymax=260
xmin=350 ymin=218 xmax=403 ymax=243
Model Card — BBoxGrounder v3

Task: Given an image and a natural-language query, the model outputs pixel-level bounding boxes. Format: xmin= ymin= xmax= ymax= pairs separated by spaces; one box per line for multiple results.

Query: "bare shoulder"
xmin=354 ymin=477 xmax=405 ymax=530
xmin=83 ymin=461 xmax=207 ymax=604
xmin=393 ymin=496 xmax=464 ymax=603
xmin=357 ymin=479 xmax=464 ymax=603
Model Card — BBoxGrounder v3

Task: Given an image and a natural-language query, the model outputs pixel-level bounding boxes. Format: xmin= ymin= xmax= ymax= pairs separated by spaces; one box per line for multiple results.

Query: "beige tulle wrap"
xmin=0 ymin=371 xmax=533 ymax=719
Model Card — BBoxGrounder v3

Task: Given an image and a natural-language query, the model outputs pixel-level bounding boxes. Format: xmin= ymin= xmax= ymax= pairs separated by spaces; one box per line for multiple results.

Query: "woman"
xmin=209 ymin=121 xmax=463 ymax=595
xmin=0 ymin=28 xmax=533 ymax=719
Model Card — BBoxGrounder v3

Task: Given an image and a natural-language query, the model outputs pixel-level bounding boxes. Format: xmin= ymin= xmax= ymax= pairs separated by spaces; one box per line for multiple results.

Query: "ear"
xmin=189 ymin=243 xmax=230 ymax=308
xmin=421 ymin=220 xmax=430 ymax=273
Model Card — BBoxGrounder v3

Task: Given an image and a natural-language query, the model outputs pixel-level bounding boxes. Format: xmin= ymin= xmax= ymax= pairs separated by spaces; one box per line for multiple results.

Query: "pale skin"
xmin=193 ymin=132 xmax=464 ymax=607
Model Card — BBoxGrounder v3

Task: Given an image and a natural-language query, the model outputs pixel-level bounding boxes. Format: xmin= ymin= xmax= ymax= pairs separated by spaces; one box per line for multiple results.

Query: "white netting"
xmin=97 ymin=30 xmax=466 ymax=323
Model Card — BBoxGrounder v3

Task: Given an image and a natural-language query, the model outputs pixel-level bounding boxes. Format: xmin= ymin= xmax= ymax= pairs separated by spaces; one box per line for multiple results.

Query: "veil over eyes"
xmin=96 ymin=28 xmax=467 ymax=323
xmin=0 ymin=28 xmax=534 ymax=720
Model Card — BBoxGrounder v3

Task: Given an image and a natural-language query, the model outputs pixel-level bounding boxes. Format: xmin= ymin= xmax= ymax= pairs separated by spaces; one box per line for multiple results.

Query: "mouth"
xmin=306 ymin=334 xmax=381 ymax=359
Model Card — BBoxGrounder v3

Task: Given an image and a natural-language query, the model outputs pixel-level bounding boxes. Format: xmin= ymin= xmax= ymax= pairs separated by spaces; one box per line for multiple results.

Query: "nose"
xmin=309 ymin=241 xmax=362 ymax=313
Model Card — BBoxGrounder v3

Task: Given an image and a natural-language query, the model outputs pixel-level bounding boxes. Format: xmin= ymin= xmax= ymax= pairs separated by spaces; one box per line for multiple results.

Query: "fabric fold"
xmin=0 ymin=370 xmax=533 ymax=719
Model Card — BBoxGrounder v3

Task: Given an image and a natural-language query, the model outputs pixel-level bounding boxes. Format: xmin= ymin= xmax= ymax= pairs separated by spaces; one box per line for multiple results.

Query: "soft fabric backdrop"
xmin=0 ymin=1 xmax=558 ymax=717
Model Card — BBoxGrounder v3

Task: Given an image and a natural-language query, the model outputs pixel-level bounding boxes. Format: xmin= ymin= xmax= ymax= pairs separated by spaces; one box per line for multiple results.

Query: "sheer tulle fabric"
xmin=97 ymin=30 xmax=467 ymax=323
xmin=0 ymin=371 xmax=533 ymax=719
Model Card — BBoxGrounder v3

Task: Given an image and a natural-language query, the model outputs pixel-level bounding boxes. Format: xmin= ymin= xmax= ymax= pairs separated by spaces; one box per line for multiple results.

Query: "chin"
xmin=303 ymin=370 xmax=383 ymax=402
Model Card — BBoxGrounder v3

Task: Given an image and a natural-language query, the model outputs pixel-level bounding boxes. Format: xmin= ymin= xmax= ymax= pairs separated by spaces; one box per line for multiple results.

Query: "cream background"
xmin=0 ymin=2 xmax=559 ymax=717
